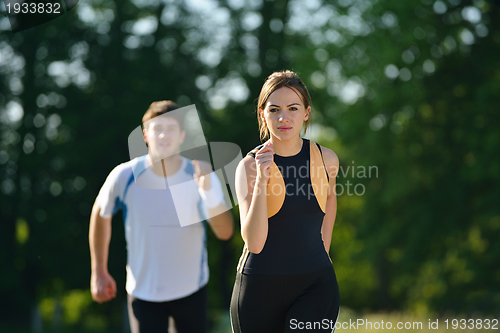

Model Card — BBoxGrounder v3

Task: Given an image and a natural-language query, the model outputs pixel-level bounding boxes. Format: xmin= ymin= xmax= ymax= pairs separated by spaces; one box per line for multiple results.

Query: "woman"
xmin=230 ymin=70 xmax=340 ymax=333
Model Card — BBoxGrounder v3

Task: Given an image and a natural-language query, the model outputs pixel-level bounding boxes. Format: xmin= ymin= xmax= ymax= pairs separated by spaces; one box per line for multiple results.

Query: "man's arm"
xmin=89 ymin=203 xmax=117 ymax=303
xmin=206 ymin=205 xmax=234 ymax=240
xmin=193 ymin=160 xmax=234 ymax=240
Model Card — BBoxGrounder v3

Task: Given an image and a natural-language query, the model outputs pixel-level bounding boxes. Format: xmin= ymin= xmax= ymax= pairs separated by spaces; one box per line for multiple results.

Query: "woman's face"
xmin=261 ymin=87 xmax=310 ymax=141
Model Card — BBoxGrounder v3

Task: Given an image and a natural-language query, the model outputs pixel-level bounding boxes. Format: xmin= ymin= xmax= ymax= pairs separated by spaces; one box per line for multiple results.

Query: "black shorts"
xmin=127 ymin=284 xmax=207 ymax=333
xmin=230 ymin=265 xmax=340 ymax=333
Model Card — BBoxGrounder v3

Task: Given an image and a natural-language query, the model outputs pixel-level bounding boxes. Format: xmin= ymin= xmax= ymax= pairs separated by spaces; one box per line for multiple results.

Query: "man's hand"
xmin=91 ymin=270 xmax=117 ymax=303
xmin=192 ymin=160 xmax=213 ymax=191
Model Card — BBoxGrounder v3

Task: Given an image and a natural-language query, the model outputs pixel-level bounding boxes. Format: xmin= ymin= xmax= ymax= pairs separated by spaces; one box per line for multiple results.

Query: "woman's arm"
xmin=235 ymin=142 xmax=274 ymax=254
xmin=320 ymin=147 xmax=340 ymax=254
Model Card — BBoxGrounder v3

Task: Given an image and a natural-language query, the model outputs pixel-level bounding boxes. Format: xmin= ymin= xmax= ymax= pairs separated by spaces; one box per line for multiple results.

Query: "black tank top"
xmin=242 ymin=139 xmax=332 ymax=275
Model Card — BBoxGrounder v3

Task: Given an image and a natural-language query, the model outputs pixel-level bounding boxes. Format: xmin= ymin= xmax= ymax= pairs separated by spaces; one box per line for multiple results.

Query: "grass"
xmin=3 ymin=308 xmax=496 ymax=333
xmin=208 ymin=307 xmax=499 ymax=333
xmin=335 ymin=307 xmax=497 ymax=332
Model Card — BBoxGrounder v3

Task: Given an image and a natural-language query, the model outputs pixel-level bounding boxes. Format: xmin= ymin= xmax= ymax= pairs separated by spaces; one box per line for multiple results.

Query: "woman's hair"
xmin=257 ymin=70 xmax=312 ymax=141
xmin=142 ymin=100 xmax=184 ymax=130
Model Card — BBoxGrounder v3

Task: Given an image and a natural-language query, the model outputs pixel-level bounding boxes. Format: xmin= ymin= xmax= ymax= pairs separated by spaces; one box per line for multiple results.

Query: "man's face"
xmin=143 ymin=115 xmax=185 ymax=161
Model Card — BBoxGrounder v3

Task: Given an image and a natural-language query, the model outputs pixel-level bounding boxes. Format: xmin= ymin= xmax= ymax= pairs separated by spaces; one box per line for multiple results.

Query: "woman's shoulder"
xmin=319 ymin=146 xmax=338 ymax=163
xmin=237 ymin=154 xmax=257 ymax=174
xmin=241 ymin=154 xmax=256 ymax=165
xmin=246 ymin=143 xmax=265 ymax=158
xmin=317 ymin=144 xmax=339 ymax=176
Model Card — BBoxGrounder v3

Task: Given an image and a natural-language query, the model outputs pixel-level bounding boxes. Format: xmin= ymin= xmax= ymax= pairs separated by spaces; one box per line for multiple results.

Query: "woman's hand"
xmin=254 ymin=141 xmax=274 ymax=184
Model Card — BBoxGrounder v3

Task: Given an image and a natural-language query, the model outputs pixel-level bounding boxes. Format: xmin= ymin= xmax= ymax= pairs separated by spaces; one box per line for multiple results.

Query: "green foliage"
xmin=0 ymin=0 xmax=499 ymax=330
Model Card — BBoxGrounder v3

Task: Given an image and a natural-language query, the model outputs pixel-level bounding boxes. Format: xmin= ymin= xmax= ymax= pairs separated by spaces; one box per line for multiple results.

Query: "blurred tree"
xmin=0 ymin=0 xmax=224 ymax=328
xmin=1 ymin=0 xmax=499 ymax=330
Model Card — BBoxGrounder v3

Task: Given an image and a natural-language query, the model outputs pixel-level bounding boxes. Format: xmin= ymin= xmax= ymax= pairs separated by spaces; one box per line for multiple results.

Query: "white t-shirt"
xmin=96 ymin=155 xmax=221 ymax=302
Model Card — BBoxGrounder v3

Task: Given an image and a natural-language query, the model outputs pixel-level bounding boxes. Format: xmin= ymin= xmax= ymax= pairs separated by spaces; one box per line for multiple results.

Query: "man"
xmin=89 ymin=100 xmax=234 ymax=333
